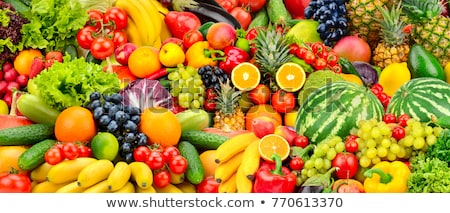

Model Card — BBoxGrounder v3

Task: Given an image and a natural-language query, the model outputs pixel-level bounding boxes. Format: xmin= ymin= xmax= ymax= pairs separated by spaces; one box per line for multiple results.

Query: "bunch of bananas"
xmin=114 ymin=0 xmax=172 ymax=48
xmin=213 ymin=132 xmax=262 ymax=193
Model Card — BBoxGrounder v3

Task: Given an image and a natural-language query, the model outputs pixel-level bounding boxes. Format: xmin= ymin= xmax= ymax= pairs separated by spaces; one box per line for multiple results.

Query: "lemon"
xmin=378 ymin=62 xmax=411 ymax=96
xmin=90 ymin=132 xmax=119 ymax=161
xmin=0 ymin=100 xmax=8 ymax=115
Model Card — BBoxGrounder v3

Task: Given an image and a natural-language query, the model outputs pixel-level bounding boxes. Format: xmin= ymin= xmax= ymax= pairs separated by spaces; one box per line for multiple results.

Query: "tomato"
xmin=230 ymin=7 xmax=252 ymax=30
xmin=332 ymin=178 xmax=364 ymax=193
xmin=62 ymin=142 xmax=79 ymax=160
xmin=295 ymin=46 xmax=309 ymax=59
xmin=383 ymin=113 xmax=397 ymax=124
xmin=77 ymin=145 xmax=92 ymax=158
xmin=331 ymin=152 xmax=359 ymax=179
xmin=153 ymin=170 xmax=171 ymax=188
xmin=0 ymin=172 xmax=31 ymax=193
xmin=90 ymin=37 xmax=115 ymax=60
xmin=146 ymin=150 xmax=165 ymax=170
xmin=313 ymin=58 xmax=328 ymax=70
xmin=103 ymin=7 xmax=128 ymax=30
xmin=397 ymin=114 xmax=411 ymax=127
xmin=203 ymin=100 xmax=216 ymax=112
xmin=392 ymin=126 xmax=406 ymax=141
xmin=183 ymin=29 xmax=204 ymax=49
xmin=370 ymin=83 xmax=384 ymax=96
xmin=205 ymin=87 xmax=217 ymax=100
xmin=162 ymin=146 xmax=180 ymax=163
xmin=87 ymin=9 xmax=104 ymax=29
xmin=168 ymin=155 xmax=187 ymax=174
xmin=345 ymin=135 xmax=359 ymax=153
xmin=293 ymin=135 xmax=309 ymax=148
xmin=112 ymin=30 xmax=128 ymax=49
xmin=76 ymin=26 xmax=97 ymax=49
xmin=326 ymin=52 xmax=339 ymax=66
xmin=289 ymin=157 xmax=304 ymax=170
xmin=196 ymin=176 xmax=219 ymax=193
xmin=249 ymin=84 xmax=271 ymax=105
xmin=310 ymin=42 xmax=326 ymax=56
xmin=289 ymin=43 xmax=300 ymax=55
xmin=133 ymin=146 xmax=151 ymax=162
xmin=303 ymin=51 xmax=316 ymax=65
xmin=271 ymin=90 xmax=296 ymax=113
xmin=217 ymin=0 xmax=234 ymax=12
xmin=239 ymin=0 xmax=266 ymax=12
xmin=45 ymin=147 xmax=64 ymax=165
xmin=331 ymin=65 xmax=342 ymax=74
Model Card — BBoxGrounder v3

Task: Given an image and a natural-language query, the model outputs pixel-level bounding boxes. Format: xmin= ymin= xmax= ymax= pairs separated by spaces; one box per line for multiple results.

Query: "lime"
xmin=0 ymin=100 xmax=8 ymax=115
xmin=90 ymin=132 xmax=119 ymax=161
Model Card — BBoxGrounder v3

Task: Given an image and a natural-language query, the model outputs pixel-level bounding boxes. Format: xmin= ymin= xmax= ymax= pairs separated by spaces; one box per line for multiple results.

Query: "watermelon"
xmin=386 ymin=77 xmax=450 ymax=122
xmin=294 ymin=81 xmax=384 ymax=144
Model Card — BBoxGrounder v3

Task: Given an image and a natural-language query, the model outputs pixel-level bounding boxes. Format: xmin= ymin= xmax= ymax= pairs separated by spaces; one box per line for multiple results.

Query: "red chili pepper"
xmin=145 ymin=67 xmax=177 ymax=80
xmin=219 ymin=46 xmax=250 ymax=75
xmin=253 ymin=154 xmax=297 ymax=193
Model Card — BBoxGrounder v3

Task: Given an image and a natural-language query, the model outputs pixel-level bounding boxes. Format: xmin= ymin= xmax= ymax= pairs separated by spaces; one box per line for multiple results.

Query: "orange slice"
xmin=258 ymin=134 xmax=290 ymax=162
xmin=231 ymin=62 xmax=261 ymax=91
xmin=275 ymin=62 xmax=306 ymax=92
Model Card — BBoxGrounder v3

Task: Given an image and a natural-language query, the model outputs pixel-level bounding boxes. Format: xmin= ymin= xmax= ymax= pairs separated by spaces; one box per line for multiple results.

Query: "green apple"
xmin=286 ymin=19 xmax=322 ymax=43
xmin=0 ymin=100 xmax=8 ymax=115
xmin=159 ymin=42 xmax=186 ymax=67
xmin=90 ymin=132 xmax=119 ymax=161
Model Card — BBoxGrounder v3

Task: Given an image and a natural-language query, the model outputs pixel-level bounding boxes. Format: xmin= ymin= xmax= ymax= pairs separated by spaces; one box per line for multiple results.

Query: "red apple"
xmin=332 ymin=35 xmax=372 ymax=63
xmin=284 ymin=0 xmax=311 ymax=19
xmin=114 ymin=43 xmax=137 ymax=66
xmin=251 ymin=116 xmax=276 ymax=138
xmin=274 ymin=125 xmax=298 ymax=146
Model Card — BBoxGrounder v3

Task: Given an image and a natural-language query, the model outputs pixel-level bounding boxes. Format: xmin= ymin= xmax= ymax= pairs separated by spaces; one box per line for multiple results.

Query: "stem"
xmin=364 ymin=168 xmax=393 ymax=184
xmin=9 ymin=89 xmax=20 ymax=116
xmin=270 ymin=154 xmax=283 ymax=176
xmin=105 ymin=56 xmax=113 ymax=73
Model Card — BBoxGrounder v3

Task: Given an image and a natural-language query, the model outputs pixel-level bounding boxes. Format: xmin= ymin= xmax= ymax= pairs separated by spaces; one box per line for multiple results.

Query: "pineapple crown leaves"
xmin=374 ymin=2 xmax=409 ymax=45
xmin=214 ymin=79 xmax=241 ymax=115
xmin=402 ymin=0 xmax=444 ymax=22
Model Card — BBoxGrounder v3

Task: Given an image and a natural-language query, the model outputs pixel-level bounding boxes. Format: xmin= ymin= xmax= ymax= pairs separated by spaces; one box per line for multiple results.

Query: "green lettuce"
xmin=33 ymin=55 xmax=121 ymax=111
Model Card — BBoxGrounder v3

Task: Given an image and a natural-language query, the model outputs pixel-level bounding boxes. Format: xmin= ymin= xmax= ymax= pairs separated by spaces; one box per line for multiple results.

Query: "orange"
xmin=245 ymin=104 xmax=282 ymax=131
xmin=275 ymin=62 xmax=306 ymax=92
xmin=231 ymin=62 xmax=261 ymax=91
xmin=340 ymin=73 xmax=363 ymax=86
xmin=0 ymin=146 xmax=28 ymax=174
xmin=258 ymin=134 xmax=290 ymax=162
xmin=199 ymin=150 xmax=218 ymax=178
xmin=140 ymin=107 xmax=181 ymax=147
xmin=128 ymin=46 xmax=161 ymax=78
xmin=54 ymin=106 xmax=97 ymax=144
xmin=14 ymin=49 xmax=43 ymax=76
xmin=284 ymin=109 xmax=298 ymax=127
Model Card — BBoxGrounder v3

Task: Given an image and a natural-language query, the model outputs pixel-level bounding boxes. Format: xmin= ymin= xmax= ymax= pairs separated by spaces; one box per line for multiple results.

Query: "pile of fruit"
xmin=1 ymin=0 xmax=450 ymax=193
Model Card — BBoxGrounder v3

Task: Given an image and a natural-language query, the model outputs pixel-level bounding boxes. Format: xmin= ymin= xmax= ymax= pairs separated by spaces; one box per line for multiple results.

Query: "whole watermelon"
xmin=386 ymin=77 xmax=450 ymax=122
xmin=294 ymin=81 xmax=384 ymax=144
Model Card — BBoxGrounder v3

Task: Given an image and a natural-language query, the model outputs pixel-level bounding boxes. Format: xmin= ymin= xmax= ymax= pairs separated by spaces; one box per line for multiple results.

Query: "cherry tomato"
xmin=383 ymin=113 xmax=397 ymax=124
xmin=103 ymin=7 xmax=128 ymax=30
xmin=133 ymin=146 xmax=151 ymax=162
xmin=146 ymin=150 xmax=165 ymax=170
xmin=45 ymin=147 xmax=64 ymax=165
xmin=205 ymin=87 xmax=217 ymax=100
xmin=196 ymin=176 xmax=219 ymax=193
xmin=293 ymin=135 xmax=309 ymax=148
xmin=112 ymin=30 xmax=128 ymax=49
xmin=62 ymin=142 xmax=79 ymax=160
xmin=162 ymin=146 xmax=180 ymax=163
xmin=216 ymin=0 xmax=234 ymax=12
xmin=345 ymin=136 xmax=359 ymax=153
xmin=87 ymin=9 xmax=104 ymax=29
xmin=332 ymin=152 xmax=359 ymax=179
xmin=398 ymin=114 xmax=411 ymax=127
xmin=289 ymin=43 xmax=300 ymax=55
xmin=239 ymin=0 xmax=266 ymax=12
xmin=183 ymin=29 xmax=204 ymax=49
xmin=90 ymin=37 xmax=115 ymax=60
xmin=271 ymin=90 xmax=296 ymax=113
xmin=230 ymin=7 xmax=252 ymax=30
xmin=295 ymin=46 xmax=309 ymax=59
xmin=245 ymin=28 xmax=259 ymax=40
xmin=76 ymin=26 xmax=97 ymax=49
xmin=249 ymin=84 xmax=271 ymax=105
xmin=327 ymin=52 xmax=339 ymax=66
xmin=313 ymin=57 xmax=328 ymax=70
xmin=153 ymin=170 xmax=171 ymax=188
xmin=289 ymin=157 xmax=304 ymax=170
xmin=378 ymin=92 xmax=389 ymax=103
xmin=392 ymin=126 xmax=406 ymax=140
xmin=370 ymin=83 xmax=384 ymax=96
xmin=331 ymin=64 xmax=343 ymax=74
xmin=168 ymin=155 xmax=188 ymax=174
xmin=310 ymin=42 xmax=326 ymax=56
xmin=0 ymin=172 xmax=32 ymax=193
xmin=77 ymin=145 xmax=92 ymax=158
xmin=303 ymin=51 xmax=316 ymax=65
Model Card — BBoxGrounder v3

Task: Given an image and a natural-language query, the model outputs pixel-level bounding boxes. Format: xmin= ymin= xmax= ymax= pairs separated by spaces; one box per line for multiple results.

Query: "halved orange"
xmin=258 ymin=134 xmax=290 ymax=162
xmin=275 ymin=62 xmax=306 ymax=92
xmin=231 ymin=62 xmax=261 ymax=91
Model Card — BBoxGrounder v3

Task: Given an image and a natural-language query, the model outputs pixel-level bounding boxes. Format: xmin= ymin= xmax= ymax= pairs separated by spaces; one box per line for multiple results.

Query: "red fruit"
xmin=16 ymin=75 xmax=28 ymax=88
xmin=3 ymin=69 xmax=17 ymax=82
xmin=383 ymin=113 xmax=397 ymax=124
xmin=284 ymin=0 xmax=311 ymax=19
xmin=3 ymin=92 xmax=12 ymax=107
xmin=45 ymin=51 xmax=63 ymax=63
xmin=29 ymin=57 xmax=46 ymax=79
xmin=239 ymin=0 xmax=266 ymax=12
xmin=2 ymin=62 xmax=13 ymax=72
xmin=114 ymin=43 xmax=137 ymax=66
xmin=0 ymin=81 xmax=7 ymax=95
xmin=164 ymin=11 xmax=201 ymax=39
xmin=398 ymin=114 xmax=411 ymax=127
xmin=6 ymin=81 xmax=20 ymax=93
xmin=0 ymin=114 xmax=34 ymax=130
xmin=0 ymin=71 xmax=3 ymax=81
xmin=251 ymin=116 xmax=276 ymax=138
xmin=206 ymin=22 xmax=237 ymax=50
xmin=332 ymin=152 xmax=359 ymax=179
xmin=392 ymin=126 xmax=406 ymax=141
xmin=293 ymin=135 xmax=309 ymax=148
xmin=274 ymin=125 xmax=298 ymax=146
xmin=332 ymin=35 xmax=371 ymax=63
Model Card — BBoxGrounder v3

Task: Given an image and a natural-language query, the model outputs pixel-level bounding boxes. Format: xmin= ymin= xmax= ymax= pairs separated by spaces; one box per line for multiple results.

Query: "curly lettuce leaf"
xmin=33 ymin=55 xmax=121 ymax=111
xmin=407 ymin=153 xmax=450 ymax=193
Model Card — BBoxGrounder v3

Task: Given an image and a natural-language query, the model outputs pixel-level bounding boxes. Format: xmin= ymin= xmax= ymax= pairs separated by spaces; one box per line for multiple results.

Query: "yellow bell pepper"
xmin=363 ymin=161 xmax=410 ymax=193
xmin=185 ymin=41 xmax=224 ymax=68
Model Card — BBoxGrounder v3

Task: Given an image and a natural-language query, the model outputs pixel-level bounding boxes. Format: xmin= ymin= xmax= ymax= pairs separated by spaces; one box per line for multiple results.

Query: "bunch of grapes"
xmin=86 ymin=92 xmax=148 ymax=163
xmin=167 ymin=65 xmax=206 ymax=109
xmin=197 ymin=65 xmax=230 ymax=90
xmin=353 ymin=117 xmax=443 ymax=168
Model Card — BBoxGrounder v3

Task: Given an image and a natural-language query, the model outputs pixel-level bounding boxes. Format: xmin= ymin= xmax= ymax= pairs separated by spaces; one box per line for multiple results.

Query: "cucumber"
xmin=17 ymin=93 xmax=61 ymax=126
xmin=180 ymin=130 xmax=229 ymax=150
xmin=178 ymin=141 xmax=204 ymax=185
xmin=0 ymin=124 xmax=54 ymax=146
xmin=64 ymin=44 xmax=78 ymax=60
xmin=266 ymin=0 xmax=292 ymax=25
xmin=248 ymin=7 xmax=269 ymax=29
xmin=85 ymin=51 xmax=102 ymax=65
xmin=4 ymin=0 xmax=30 ymax=13
xmin=18 ymin=139 xmax=56 ymax=170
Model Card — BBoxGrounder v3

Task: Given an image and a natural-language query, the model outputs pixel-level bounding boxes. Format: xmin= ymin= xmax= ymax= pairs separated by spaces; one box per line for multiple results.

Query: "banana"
xmin=236 ymin=164 xmax=253 ymax=193
xmin=124 ymin=16 xmax=144 ymax=47
xmin=32 ymin=181 xmax=70 ymax=193
xmin=153 ymin=36 xmax=162 ymax=49
xmin=31 ymin=162 xmax=53 ymax=183
xmin=214 ymin=132 xmax=259 ymax=164
xmin=154 ymin=184 xmax=184 ymax=193
xmin=115 ymin=0 xmax=155 ymax=46
xmin=113 ymin=182 xmax=135 ymax=193
xmin=150 ymin=0 xmax=171 ymax=41
xmin=136 ymin=185 xmax=156 ymax=193
xmin=218 ymin=173 xmax=237 ymax=193
xmin=214 ymin=151 xmax=244 ymax=184
xmin=83 ymin=180 xmax=109 ymax=193
xmin=176 ymin=181 xmax=197 ymax=193
xmin=136 ymin=0 xmax=161 ymax=45
xmin=107 ymin=161 xmax=132 ymax=191
xmin=77 ymin=159 xmax=114 ymax=188
xmin=239 ymin=139 xmax=261 ymax=180
xmin=129 ymin=161 xmax=153 ymax=189
xmin=169 ymin=170 xmax=185 ymax=185
xmin=150 ymin=0 xmax=169 ymax=14
xmin=47 ymin=158 xmax=98 ymax=184
xmin=56 ymin=181 xmax=85 ymax=193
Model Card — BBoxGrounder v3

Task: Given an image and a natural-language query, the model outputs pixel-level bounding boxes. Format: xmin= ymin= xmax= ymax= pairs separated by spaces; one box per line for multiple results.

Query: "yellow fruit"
xmin=258 ymin=134 xmax=290 ymax=162
xmin=284 ymin=109 xmax=298 ymax=127
xmin=444 ymin=62 xmax=450 ymax=84
xmin=340 ymin=73 xmax=364 ymax=86
xmin=140 ymin=107 xmax=181 ymax=147
xmin=378 ymin=62 xmax=411 ymax=96
xmin=199 ymin=150 xmax=218 ymax=178
xmin=0 ymin=100 xmax=8 ymax=115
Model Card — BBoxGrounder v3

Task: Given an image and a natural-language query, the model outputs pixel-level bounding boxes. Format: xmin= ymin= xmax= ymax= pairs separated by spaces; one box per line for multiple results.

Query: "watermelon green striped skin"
xmin=386 ymin=77 xmax=450 ymax=122
xmin=294 ymin=81 xmax=384 ymax=144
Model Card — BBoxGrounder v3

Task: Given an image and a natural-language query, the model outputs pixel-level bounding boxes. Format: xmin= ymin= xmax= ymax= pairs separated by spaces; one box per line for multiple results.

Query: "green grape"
xmin=433 ymin=126 xmax=443 ymax=137
xmin=360 ymin=131 xmax=372 ymax=141
xmin=371 ymin=156 xmax=381 ymax=165
xmin=356 ymin=151 xmax=362 ymax=159
xmin=318 ymin=143 xmax=330 ymax=154
xmin=397 ymin=147 xmax=406 ymax=158
xmin=413 ymin=137 xmax=425 ymax=150
xmin=424 ymin=125 xmax=434 ymax=136
xmin=366 ymin=147 xmax=377 ymax=159
xmin=326 ymin=148 xmax=337 ymax=161
xmin=313 ymin=147 xmax=326 ymax=158
xmin=406 ymin=118 xmax=418 ymax=126
xmin=386 ymin=152 xmax=397 ymax=161
xmin=360 ymin=147 xmax=368 ymax=155
xmin=378 ymin=122 xmax=391 ymax=136
xmin=357 ymin=129 xmax=364 ymax=138
xmin=403 ymin=135 xmax=414 ymax=147
xmin=190 ymin=99 xmax=201 ymax=109
xmin=366 ymin=139 xmax=377 ymax=149
xmin=304 ymin=159 xmax=315 ymax=169
xmin=318 ymin=168 xmax=328 ymax=174
xmin=389 ymin=143 xmax=401 ymax=154
xmin=306 ymin=168 xmax=317 ymax=177
xmin=356 ymin=138 xmax=365 ymax=150
xmin=426 ymin=134 xmax=437 ymax=146
xmin=376 ymin=146 xmax=388 ymax=158
xmin=189 ymin=85 xmax=201 ymax=94
xmin=167 ymin=71 xmax=180 ymax=81
xmin=301 ymin=168 xmax=308 ymax=176
xmin=380 ymin=138 xmax=391 ymax=148
xmin=314 ymin=158 xmax=324 ymax=170
xmin=194 ymin=79 xmax=203 ymax=87
xmin=412 ymin=127 xmax=425 ymax=138
xmin=371 ymin=126 xmax=381 ymax=139
xmin=360 ymin=120 xmax=373 ymax=132
xmin=359 ymin=155 xmax=371 ymax=168
xmin=404 ymin=147 xmax=413 ymax=159
xmin=180 ymin=70 xmax=190 ymax=80
xmin=186 ymin=65 xmax=197 ymax=75
xmin=335 ymin=141 xmax=345 ymax=153
xmin=323 ymin=159 xmax=332 ymax=170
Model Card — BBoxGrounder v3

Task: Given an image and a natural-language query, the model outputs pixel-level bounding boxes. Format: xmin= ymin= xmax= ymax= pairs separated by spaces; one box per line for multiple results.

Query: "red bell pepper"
xmin=219 ymin=46 xmax=250 ymax=75
xmin=253 ymin=154 xmax=296 ymax=193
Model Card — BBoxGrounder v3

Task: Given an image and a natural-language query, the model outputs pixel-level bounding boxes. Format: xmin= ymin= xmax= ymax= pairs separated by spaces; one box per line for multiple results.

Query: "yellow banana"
xmin=113 ymin=182 xmax=135 ymax=193
xmin=136 ymin=185 xmax=156 ymax=193
xmin=31 ymin=162 xmax=53 ymax=183
xmin=115 ymin=0 xmax=154 ymax=46
xmin=136 ymin=0 xmax=161 ymax=45
xmin=124 ymin=16 xmax=144 ymax=47
xmin=154 ymin=184 xmax=183 ymax=193
xmin=83 ymin=180 xmax=109 ymax=193
xmin=239 ymin=139 xmax=261 ymax=180
xmin=129 ymin=161 xmax=153 ymax=189
xmin=47 ymin=158 xmax=98 ymax=184
xmin=56 ymin=181 xmax=85 ymax=193
xmin=214 ymin=152 xmax=244 ymax=184
xmin=107 ymin=161 xmax=132 ymax=191
xmin=153 ymin=36 xmax=162 ymax=49
xmin=77 ymin=159 xmax=114 ymax=188
xmin=150 ymin=0 xmax=171 ymax=41
xmin=214 ymin=132 xmax=259 ymax=164
xmin=176 ymin=181 xmax=197 ymax=193
xmin=150 ymin=0 xmax=169 ymax=14
xmin=236 ymin=165 xmax=253 ymax=193
xmin=169 ymin=170 xmax=185 ymax=185
xmin=32 ymin=181 xmax=69 ymax=193
xmin=218 ymin=173 xmax=237 ymax=193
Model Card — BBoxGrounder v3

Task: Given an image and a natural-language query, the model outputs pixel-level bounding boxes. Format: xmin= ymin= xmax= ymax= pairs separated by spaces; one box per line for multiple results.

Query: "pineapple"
xmin=402 ymin=0 xmax=450 ymax=67
xmin=213 ymin=79 xmax=245 ymax=131
xmin=372 ymin=2 xmax=411 ymax=69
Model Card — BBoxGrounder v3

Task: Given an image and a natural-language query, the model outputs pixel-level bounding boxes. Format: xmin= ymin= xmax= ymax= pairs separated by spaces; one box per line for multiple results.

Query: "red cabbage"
xmin=352 ymin=61 xmax=379 ymax=86
xmin=120 ymin=79 xmax=174 ymax=111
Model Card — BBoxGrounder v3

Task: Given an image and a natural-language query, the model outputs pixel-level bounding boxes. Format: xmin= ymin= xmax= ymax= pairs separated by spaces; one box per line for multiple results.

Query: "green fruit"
xmin=90 ymin=132 xmax=119 ymax=161
xmin=286 ymin=20 xmax=322 ymax=43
